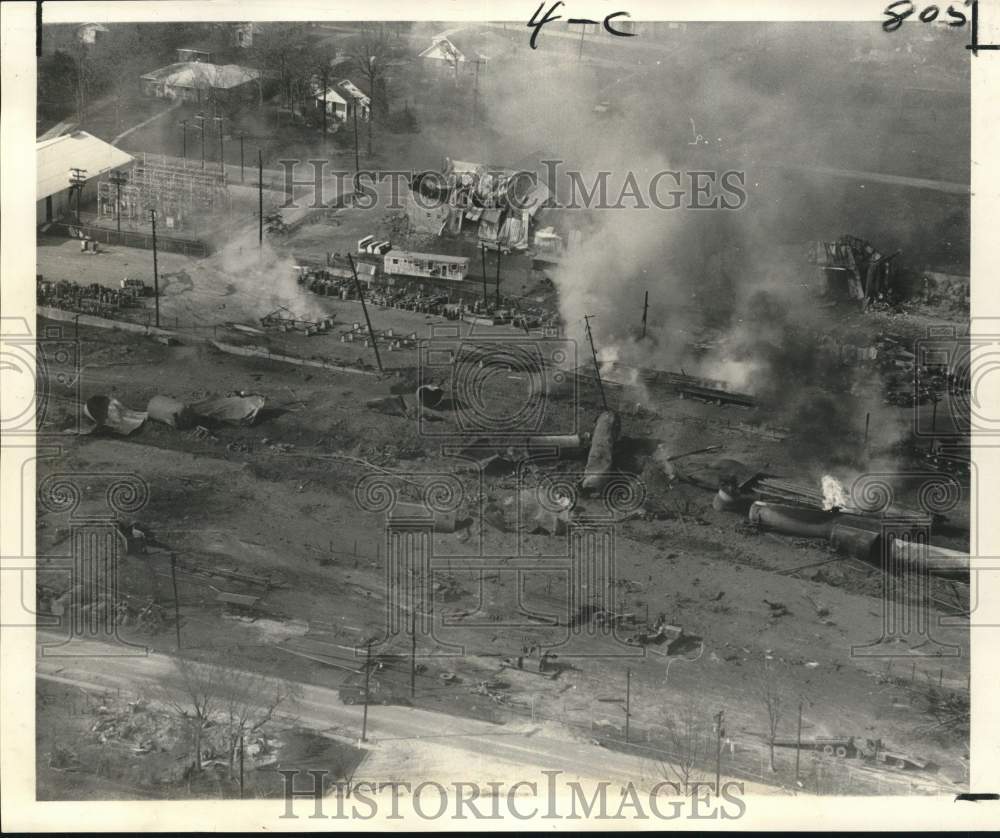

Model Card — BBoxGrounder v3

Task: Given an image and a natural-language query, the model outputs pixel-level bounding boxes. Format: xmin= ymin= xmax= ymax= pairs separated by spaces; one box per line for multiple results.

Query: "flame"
xmin=821 ymin=475 xmax=849 ymax=511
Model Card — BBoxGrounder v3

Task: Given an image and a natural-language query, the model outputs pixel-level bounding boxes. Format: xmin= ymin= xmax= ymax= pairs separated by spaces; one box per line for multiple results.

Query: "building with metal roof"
xmin=36 ymin=130 xmax=133 ymax=225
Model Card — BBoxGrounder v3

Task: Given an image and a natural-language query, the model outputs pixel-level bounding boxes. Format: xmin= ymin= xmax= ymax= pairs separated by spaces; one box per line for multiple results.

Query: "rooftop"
xmin=141 ymin=62 xmax=260 ymax=90
xmin=386 ymin=250 xmax=470 ymax=264
xmin=36 ymin=131 xmax=133 ymax=201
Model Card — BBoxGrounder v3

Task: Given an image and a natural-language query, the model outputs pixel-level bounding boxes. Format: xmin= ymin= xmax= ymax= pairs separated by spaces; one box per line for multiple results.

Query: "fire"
xmin=821 ymin=475 xmax=850 ymax=511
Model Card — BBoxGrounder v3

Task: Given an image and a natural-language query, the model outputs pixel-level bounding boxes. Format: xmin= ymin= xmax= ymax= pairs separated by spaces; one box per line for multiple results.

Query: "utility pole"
xmin=353 ymin=102 xmax=360 ymax=175
xmin=214 ymin=115 xmax=224 ymax=173
xmin=240 ymin=134 xmax=245 ymax=183
xmin=624 ymin=669 xmax=631 ymax=744
xmin=410 ymin=608 xmax=417 ymax=699
xmin=321 ymin=66 xmax=328 ymax=142
xmin=795 ymin=701 xmax=803 ymax=786
xmin=170 ymin=553 xmax=181 ymax=649
xmin=472 ymin=57 xmax=482 ymax=126
xmin=641 ymin=290 xmax=649 ymax=339
xmin=239 ymin=734 xmax=245 ymax=799
xmin=367 ymin=56 xmax=375 ymax=157
xmin=578 ymin=24 xmax=586 ymax=60
xmin=495 ymin=246 xmax=502 ymax=307
xmin=583 ymin=315 xmax=608 ymax=410
xmin=109 ymin=170 xmax=127 ymax=233
xmin=194 ymin=113 xmax=206 ymax=170
xmin=181 ymin=119 xmax=188 ymax=159
xmin=715 ymin=710 xmax=726 ymax=794
xmin=149 ymin=208 xmax=160 ymax=328
xmin=361 ymin=641 xmax=373 ymax=743
xmin=349 ymin=253 xmax=383 ymax=373
xmin=258 ymin=149 xmax=263 ymax=247
xmin=69 ymin=168 xmax=87 ymax=225
xmin=480 ymin=244 xmax=488 ymax=308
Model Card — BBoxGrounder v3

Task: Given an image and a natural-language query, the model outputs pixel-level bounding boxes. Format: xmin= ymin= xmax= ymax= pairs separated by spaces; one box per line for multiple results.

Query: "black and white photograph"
xmin=2 ymin=0 xmax=999 ymax=830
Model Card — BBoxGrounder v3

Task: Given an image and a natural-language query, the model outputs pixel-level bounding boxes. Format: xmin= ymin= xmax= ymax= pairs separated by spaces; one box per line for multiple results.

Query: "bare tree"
xmin=659 ymin=703 xmax=712 ymax=789
xmin=756 ymin=658 xmax=783 ymax=772
xmin=217 ymin=670 xmax=300 ymax=780
xmin=347 ymin=25 xmax=391 ymax=156
xmin=165 ymin=657 xmax=228 ymax=771
xmin=163 ymin=657 xmax=299 ymax=777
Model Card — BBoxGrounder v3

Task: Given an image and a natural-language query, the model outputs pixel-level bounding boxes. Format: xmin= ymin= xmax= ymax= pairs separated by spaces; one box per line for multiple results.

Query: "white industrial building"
xmin=36 ymin=131 xmax=133 ymax=225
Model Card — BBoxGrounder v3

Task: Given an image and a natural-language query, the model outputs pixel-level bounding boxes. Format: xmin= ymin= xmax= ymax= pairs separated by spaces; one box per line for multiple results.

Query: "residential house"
xmin=313 ymin=85 xmax=348 ymax=122
xmin=337 ymin=80 xmax=371 ymax=120
xmin=140 ymin=62 xmax=260 ymax=107
xmin=175 ymin=46 xmax=215 ymax=63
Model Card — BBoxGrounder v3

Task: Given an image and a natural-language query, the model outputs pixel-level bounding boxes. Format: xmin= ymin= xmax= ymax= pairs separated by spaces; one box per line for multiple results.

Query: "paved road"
xmin=35 ymin=632 xmax=774 ymax=793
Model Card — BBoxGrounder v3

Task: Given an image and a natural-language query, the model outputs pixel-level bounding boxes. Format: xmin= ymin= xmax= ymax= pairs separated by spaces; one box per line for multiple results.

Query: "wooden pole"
xmin=795 ymin=701 xmax=803 ymax=785
xmin=258 ymin=149 xmax=263 ymax=246
xmin=480 ymin=244 xmax=488 ymax=307
xmin=348 ymin=253 xmax=383 ymax=373
xmin=353 ymin=103 xmax=360 ymax=175
xmin=495 ymin=246 xmax=502 ymax=307
xmin=361 ymin=641 xmax=373 ymax=742
xmin=240 ymin=134 xmax=244 ymax=183
xmin=410 ymin=608 xmax=417 ymax=699
xmin=641 ymin=290 xmax=649 ymax=338
xmin=716 ymin=710 xmax=725 ymax=794
xmin=150 ymin=209 xmax=160 ymax=328
xmin=584 ymin=315 xmax=608 ymax=410
xmin=624 ymin=669 xmax=631 ymax=744
xmin=239 ymin=733 xmax=245 ymax=799
xmin=170 ymin=553 xmax=181 ymax=650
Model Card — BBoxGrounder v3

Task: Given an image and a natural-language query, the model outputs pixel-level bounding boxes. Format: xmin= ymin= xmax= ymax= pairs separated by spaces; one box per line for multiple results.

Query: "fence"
xmin=48 ymin=222 xmax=209 ymax=258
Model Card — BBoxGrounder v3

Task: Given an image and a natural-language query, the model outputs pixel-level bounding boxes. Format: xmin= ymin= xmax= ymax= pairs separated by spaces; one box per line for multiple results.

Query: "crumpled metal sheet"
xmin=190 ymin=394 xmax=265 ymax=425
xmin=83 ymin=395 xmax=147 ymax=435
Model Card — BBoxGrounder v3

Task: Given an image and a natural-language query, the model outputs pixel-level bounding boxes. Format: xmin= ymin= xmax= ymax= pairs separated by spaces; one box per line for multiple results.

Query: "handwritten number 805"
xmin=882 ymin=0 xmax=969 ymax=32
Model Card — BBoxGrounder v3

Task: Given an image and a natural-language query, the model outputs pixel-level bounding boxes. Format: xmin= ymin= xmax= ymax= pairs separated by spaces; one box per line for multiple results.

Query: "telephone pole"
xmin=495 ymin=246 xmax=502 ymax=307
xmin=149 ymin=208 xmax=160 ymax=328
xmin=472 ymin=57 xmax=483 ymax=126
xmin=109 ymin=170 xmax=127 ymax=232
xmin=170 ymin=553 xmax=181 ymax=649
xmin=480 ymin=244 xmax=488 ymax=307
xmin=239 ymin=134 xmax=245 ymax=183
xmin=641 ymin=290 xmax=649 ymax=339
xmin=583 ymin=315 xmax=608 ymax=410
xmin=69 ymin=168 xmax=87 ymax=224
xmin=353 ymin=103 xmax=360 ymax=175
xmin=194 ymin=113 xmax=206 ymax=170
xmin=239 ymin=734 xmax=245 ymax=799
xmin=410 ymin=608 xmax=417 ymax=699
xmin=715 ymin=710 xmax=726 ymax=794
xmin=349 ymin=253 xmax=383 ymax=373
xmin=321 ymin=67 xmax=329 ymax=143
xmin=624 ymin=669 xmax=631 ymax=744
xmin=795 ymin=701 xmax=803 ymax=785
xmin=214 ymin=115 xmax=224 ymax=173
xmin=180 ymin=119 xmax=188 ymax=159
xmin=361 ymin=641 xmax=373 ymax=742
xmin=258 ymin=149 xmax=263 ymax=246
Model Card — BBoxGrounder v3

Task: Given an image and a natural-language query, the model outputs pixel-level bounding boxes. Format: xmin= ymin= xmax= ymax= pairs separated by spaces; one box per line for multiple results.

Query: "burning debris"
xmin=808 ymin=235 xmax=901 ymax=309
